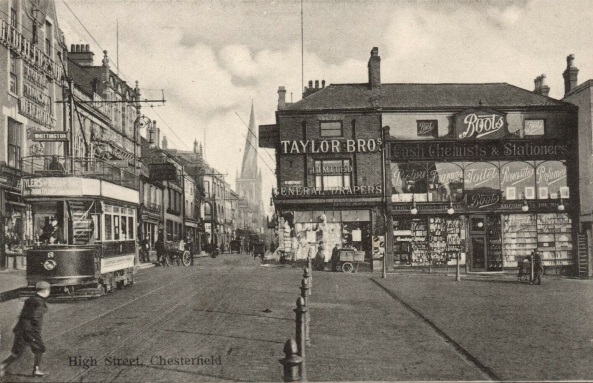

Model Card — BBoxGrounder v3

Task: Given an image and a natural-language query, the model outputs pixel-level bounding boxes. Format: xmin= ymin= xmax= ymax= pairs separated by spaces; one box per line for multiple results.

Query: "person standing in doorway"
xmin=0 ymin=281 xmax=51 ymax=378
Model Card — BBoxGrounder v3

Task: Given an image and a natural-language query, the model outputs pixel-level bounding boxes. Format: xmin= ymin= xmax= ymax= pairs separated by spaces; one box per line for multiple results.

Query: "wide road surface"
xmin=1 ymin=254 xmax=592 ymax=382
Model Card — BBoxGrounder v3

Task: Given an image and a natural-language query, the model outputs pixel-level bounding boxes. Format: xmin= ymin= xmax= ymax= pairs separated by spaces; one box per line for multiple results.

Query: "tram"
xmin=19 ymin=155 xmax=140 ymax=298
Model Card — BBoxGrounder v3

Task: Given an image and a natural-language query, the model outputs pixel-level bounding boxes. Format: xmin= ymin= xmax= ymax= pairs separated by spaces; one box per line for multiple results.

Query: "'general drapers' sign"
xmin=455 ymin=109 xmax=507 ymax=140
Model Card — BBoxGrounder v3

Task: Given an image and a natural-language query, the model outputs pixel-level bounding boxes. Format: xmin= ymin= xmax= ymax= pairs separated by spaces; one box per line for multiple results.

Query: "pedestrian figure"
xmin=517 ymin=257 xmax=528 ymax=282
xmin=47 ymin=156 xmax=64 ymax=173
xmin=140 ymin=237 xmax=150 ymax=263
xmin=531 ymin=251 xmax=543 ymax=285
xmin=331 ymin=244 xmax=340 ymax=272
xmin=155 ymin=228 xmax=165 ymax=265
xmin=1 ymin=281 xmax=51 ymax=378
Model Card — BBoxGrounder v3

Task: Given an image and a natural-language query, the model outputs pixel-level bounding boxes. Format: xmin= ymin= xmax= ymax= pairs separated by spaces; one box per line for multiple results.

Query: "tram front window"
xmin=31 ymin=201 xmax=97 ymax=246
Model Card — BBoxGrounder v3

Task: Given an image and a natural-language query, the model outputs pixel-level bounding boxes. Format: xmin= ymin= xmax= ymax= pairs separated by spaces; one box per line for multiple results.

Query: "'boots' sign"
xmin=455 ymin=108 xmax=507 ymax=140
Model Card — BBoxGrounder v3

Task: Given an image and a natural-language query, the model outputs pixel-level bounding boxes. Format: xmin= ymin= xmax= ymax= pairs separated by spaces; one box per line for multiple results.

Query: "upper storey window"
xmin=320 ymin=121 xmax=342 ymax=137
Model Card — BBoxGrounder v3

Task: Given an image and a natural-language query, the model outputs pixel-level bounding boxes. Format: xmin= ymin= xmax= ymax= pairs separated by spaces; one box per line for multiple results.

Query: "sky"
xmin=54 ymin=0 xmax=593 ymax=214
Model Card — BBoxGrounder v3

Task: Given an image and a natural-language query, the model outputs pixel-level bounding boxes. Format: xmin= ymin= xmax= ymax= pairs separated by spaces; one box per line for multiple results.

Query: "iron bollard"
xmin=294 ymin=297 xmax=308 ymax=380
xmin=300 ymin=278 xmax=311 ymax=346
xmin=279 ymin=338 xmax=304 ymax=382
xmin=307 ymin=257 xmax=313 ymax=283
xmin=303 ymin=266 xmax=312 ymax=290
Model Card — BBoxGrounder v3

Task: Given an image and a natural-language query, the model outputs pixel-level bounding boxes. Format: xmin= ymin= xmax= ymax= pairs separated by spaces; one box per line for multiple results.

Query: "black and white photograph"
xmin=0 ymin=0 xmax=593 ymax=382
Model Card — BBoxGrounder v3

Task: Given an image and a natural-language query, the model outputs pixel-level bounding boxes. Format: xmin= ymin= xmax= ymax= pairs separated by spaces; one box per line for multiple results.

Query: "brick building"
xmin=262 ymin=47 xmax=579 ymax=275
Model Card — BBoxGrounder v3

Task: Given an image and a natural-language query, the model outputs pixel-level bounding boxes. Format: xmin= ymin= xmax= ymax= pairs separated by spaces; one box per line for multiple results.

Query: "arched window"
xmin=464 ymin=162 xmax=499 ymax=192
xmin=391 ymin=162 xmax=428 ymax=201
xmin=428 ymin=162 xmax=464 ymax=202
xmin=500 ymin=161 xmax=536 ymax=200
xmin=204 ymin=202 xmax=212 ymax=216
xmin=536 ymin=161 xmax=568 ymax=199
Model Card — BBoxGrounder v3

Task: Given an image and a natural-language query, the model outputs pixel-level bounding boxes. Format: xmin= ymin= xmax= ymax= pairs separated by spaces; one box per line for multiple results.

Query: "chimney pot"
xmin=315 ymin=80 xmax=319 ymax=89
xmin=70 ymin=44 xmax=75 ymax=52
xmin=308 ymin=80 xmax=313 ymax=88
xmin=322 ymin=80 xmax=325 ymax=88
xmin=85 ymin=44 xmax=90 ymax=52
xmin=368 ymin=47 xmax=381 ymax=89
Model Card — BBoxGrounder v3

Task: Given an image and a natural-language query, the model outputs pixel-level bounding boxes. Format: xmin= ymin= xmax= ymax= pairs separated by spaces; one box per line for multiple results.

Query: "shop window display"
xmin=536 ymin=213 xmax=572 ymax=266
xmin=502 ymin=214 xmax=538 ymax=267
xmin=500 ymin=161 xmax=536 ymax=201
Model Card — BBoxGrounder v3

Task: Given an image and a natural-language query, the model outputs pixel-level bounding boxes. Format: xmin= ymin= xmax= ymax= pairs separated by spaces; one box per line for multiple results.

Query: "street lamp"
xmin=558 ymin=197 xmax=565 ymax=211
xmin=133 ymin=115 xmax=153 ymax=176
xmin=521 ymin=192 xmax=529 ymax=212
xmin=447 ymin=196 xmax=455 ymax=215
xmin=410 ymin=195 xmax=418 ymax=215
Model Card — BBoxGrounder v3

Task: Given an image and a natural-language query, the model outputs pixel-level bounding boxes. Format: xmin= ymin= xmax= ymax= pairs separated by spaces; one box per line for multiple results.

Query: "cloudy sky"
xmin=55 ymin=0 xmax=593 ymax=212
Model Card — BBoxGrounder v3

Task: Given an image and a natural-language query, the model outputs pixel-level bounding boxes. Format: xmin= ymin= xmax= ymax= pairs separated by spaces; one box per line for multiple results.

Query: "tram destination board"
xmin=32 ymin=131 xmax=69 ymax=142
xmin=149 ymin=162 xmax=178 ymax=181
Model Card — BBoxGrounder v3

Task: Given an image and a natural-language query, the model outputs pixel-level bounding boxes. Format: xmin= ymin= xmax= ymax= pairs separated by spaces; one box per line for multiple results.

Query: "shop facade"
xmin=387 ymin=107 xmax=579 ymax=275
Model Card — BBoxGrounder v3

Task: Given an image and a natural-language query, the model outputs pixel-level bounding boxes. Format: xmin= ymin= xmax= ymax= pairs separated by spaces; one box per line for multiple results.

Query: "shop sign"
xmin=535 ymin=163 xmax=566 ymax=185
xmin=22 ymin=177 xmax=90 ymax=196
xmin=283 ymin=180 xmax=302 ymax=185
xmin=455 ymin=109 xmax=507 ymax=140
xmin=308 ymin=164 xmax=353 ymax=175
xmin=18 ymin=98 xmax=55 ymax=128
xmin=390 ymin=140 xmax=570 ymax=161
xmin=32 ymin=131 xmax=68 ymax=142
xmin=392 ymin=167 xmax=427 ymax=188
xmin=274 ymin=185 xmax=382 ymax=197
xmin=463 ymin=190 xmax=501 ymax=209
xmin=280 ymin=138 xmax=382 ymax=154
xmin=0 ymin=19 xmax=63 ymax=82
xmin=525 ymin=119 xmax=545 ymax=136
xmin=149 ymin=163 xmax=178 ymax=181
xmin=417 ymin=120 xmax=438 ymax=137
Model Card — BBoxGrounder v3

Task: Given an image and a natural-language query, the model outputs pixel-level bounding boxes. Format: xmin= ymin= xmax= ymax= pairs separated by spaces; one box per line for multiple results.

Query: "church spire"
xmin=240 ymin=102 xmax=258 ymax=179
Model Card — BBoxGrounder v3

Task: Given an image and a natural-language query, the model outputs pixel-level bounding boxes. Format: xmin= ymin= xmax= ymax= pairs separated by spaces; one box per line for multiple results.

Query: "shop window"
xmin=464 ymin=162 xmax=500 ymax=193
xmin=128 ymin=217 xmax=134 ymax=240
xmin=535 ymin=161 xmax=567 ymax=199
xmin=7 ymin=118 xmax=22 ymax=169
xmin=500 ymin=161 xmax=536 ymax=200
xmin=319 ymin=121 xmax=342 ymax=137
xmin=121 ymin=216 xmax=127 ymax=240
xmin=113 ymin=216 xmax=120 ymax=240
xmin=428 ymin=162 xmax=464 ymax=202
xmin=391 ymin=162 xmax=428 ymax=201
xmin=313 ymin=159 xmax=351 ymax=190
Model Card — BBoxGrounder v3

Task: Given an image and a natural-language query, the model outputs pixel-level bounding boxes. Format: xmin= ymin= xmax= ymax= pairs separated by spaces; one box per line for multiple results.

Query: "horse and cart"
xmin=161 ymin=240 xmax=192 ymax=266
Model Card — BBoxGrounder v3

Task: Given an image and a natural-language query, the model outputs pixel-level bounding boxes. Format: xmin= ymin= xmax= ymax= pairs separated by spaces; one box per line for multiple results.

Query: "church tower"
xmin=237 ymin=103 xmax=264 ymax=233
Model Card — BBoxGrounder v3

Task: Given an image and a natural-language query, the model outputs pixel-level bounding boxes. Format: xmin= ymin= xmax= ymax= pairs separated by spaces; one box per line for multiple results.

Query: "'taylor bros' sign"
xmin=280 ymin=138 xmax=382 ymax=154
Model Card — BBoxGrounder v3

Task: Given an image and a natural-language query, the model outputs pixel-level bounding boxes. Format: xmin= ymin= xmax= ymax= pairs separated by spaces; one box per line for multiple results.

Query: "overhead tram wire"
xmin=62 ymin=0 xmax=129 ymax=83
xmin=148 ymin=105 xmax=192 ymax=151
xmin=234 ymin=111 xmax=276 ymax=165
xmin=231 ymin=114 xmax=276 ymax=177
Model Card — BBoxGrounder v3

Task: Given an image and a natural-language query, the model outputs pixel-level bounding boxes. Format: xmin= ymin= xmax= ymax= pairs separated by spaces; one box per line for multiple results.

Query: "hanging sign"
xmin=32 ymin=131 xmax=68 ymax=142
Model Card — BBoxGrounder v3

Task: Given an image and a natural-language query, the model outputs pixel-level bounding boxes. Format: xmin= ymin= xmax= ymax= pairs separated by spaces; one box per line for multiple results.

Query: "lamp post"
xmin=133 ymin=115 xmax=152 ymax=176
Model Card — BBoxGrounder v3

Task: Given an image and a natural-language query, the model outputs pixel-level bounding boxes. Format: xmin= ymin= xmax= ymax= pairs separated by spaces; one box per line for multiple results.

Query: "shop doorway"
xmin=469 ymin=215 xmax=503 ymax=272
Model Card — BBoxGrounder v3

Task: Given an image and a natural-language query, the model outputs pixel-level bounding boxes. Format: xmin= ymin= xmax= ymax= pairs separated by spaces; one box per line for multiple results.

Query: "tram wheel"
xmin=182 ymin=251 xmax=192 ymax=266
xmin=342 ymin=262 xmax=354 ymax=273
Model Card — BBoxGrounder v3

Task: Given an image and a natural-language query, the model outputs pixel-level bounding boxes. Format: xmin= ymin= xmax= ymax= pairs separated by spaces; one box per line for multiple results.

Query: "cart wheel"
xmin=342 ymin=262 xmax=354 ymax=273
xmin=182 ymin=251 xmax=192 ymax=266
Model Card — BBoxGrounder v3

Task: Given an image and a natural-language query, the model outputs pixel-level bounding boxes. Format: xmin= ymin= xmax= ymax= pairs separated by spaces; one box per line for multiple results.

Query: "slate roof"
xmin=285 ymin=83 xmax=572 ymax=112
xmin=68 ymin=59 xmax=103 ymax=98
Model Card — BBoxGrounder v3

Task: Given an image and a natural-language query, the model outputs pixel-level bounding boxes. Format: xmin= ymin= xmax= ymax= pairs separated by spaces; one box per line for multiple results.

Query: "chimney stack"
xmin=533 ymin=74 xmax=549 ymax=97
xmin=368 ymin=47 xmax=381 ymax=89
xmin=563 ymin=54 xmax=579 ymax=95
xmin=68 ymin=43 xmax=95 ymax=66
xmin=162 ymin=135 xmax=168 ymax=149
xmin=278 ymin=86 xmax=286 ymax=110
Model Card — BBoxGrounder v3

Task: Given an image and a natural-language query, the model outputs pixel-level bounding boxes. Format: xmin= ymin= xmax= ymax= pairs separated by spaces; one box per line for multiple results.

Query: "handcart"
xmin=338 ymin=249 xmax=366 ymax=273
xmin=163 ymin=240 xmax=192 ymax=266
